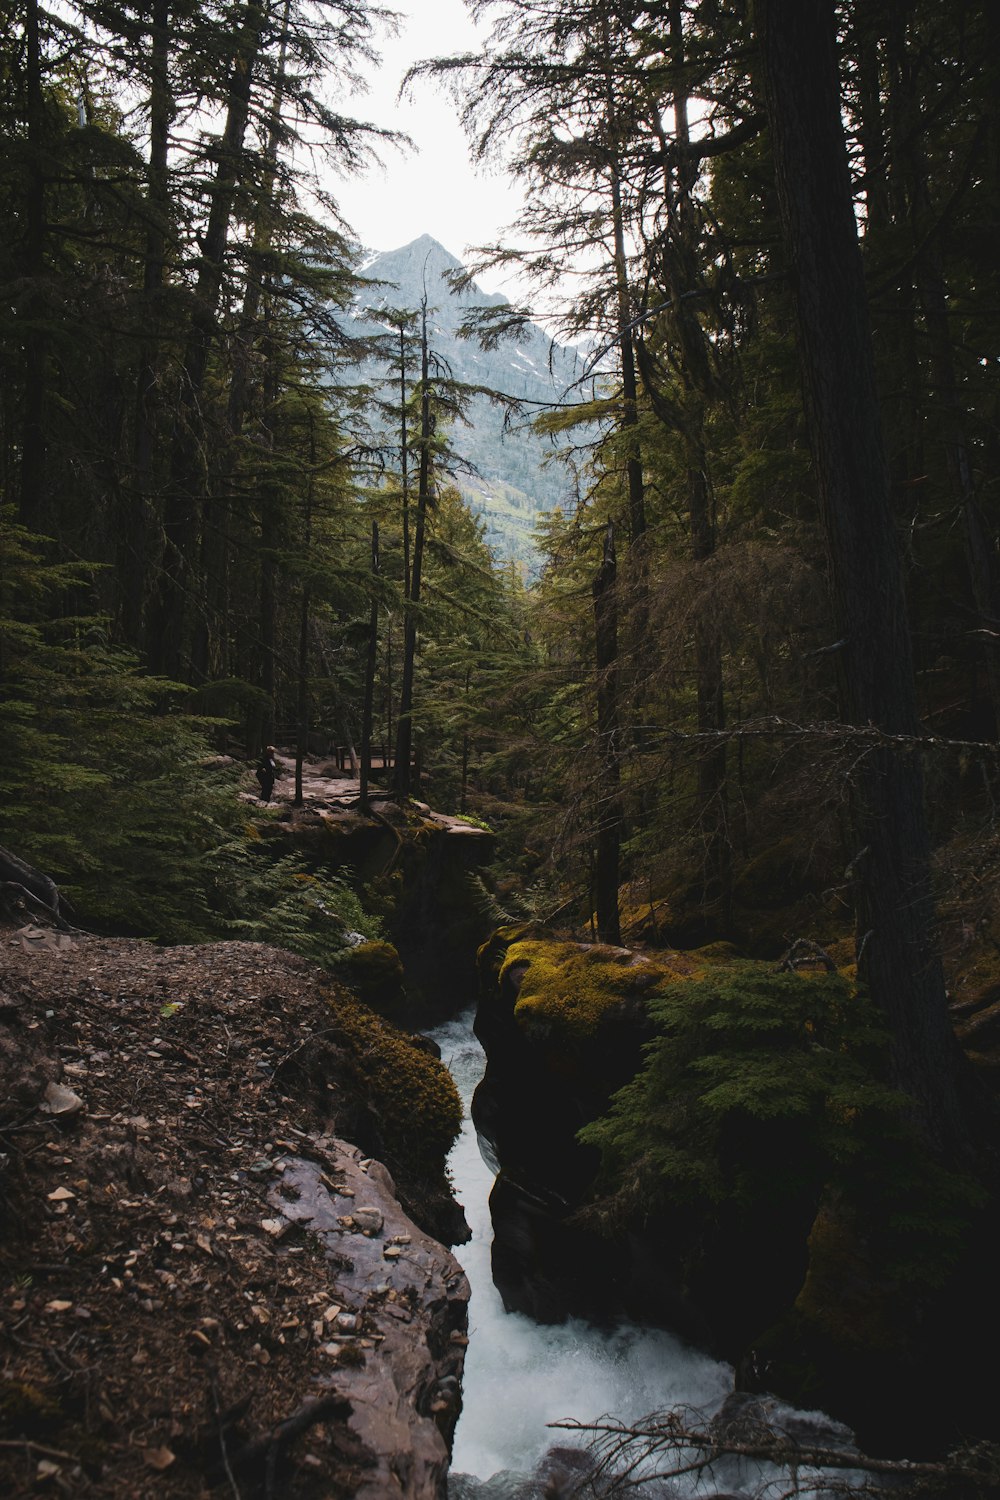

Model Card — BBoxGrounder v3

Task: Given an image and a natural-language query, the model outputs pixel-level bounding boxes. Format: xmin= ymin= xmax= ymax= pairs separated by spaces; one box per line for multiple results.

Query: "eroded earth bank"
xmin=0 ymin=932 xmax=470 ymax=1498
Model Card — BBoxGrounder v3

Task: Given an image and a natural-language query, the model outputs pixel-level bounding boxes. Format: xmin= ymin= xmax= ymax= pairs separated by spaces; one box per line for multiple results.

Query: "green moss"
xmin=323 ymin=991 xmax=462 ymax=1181
xmin=477 ymin=923 xmax=543 ymax=988
xmin=823 ymin=935 xmax=856 ymax=972
xmin=503 ymin=942 xmax=653 ymax=1038
xmin=690 ymin=940 xmax=744 ymax=961
xmin=336 ymin=941 xmax=405 ymax=1006
xmin=501 ymin=939 xmax=682 ymax=1040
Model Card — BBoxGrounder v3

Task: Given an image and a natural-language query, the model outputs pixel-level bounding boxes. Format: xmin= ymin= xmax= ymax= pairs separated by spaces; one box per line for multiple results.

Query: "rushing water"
xmin=428 ymin=1010 xmax=734 ymax=1486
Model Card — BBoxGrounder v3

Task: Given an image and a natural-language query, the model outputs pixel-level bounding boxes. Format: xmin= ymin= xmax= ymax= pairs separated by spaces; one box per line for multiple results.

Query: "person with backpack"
xmin=256 ymin=746 xmax=279 ymax=802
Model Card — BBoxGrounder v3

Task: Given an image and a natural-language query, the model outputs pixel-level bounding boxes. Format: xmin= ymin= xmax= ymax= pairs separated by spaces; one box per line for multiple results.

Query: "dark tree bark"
xmin=360 ymin=520 xmax=379 ymax=813
xmin=754 ymin=0 xmax=969 ymax=1153
xmin=600 ymin=15 xmax=646 ymax=548
xmin=669 ymin=0 xmax=730 ymax=927
xmin=593 ymin=520 xmax=622 ymax=946
xmin=19 ymin=0 xmax=47 ymax=530
xmin=394 ymin=298 xmax=431 ymax=798
xmin=294 ymin=438 xmax=314 ymax=809
xmin=148 ymin=1 xmax=265 ymax=678
xmin=399 ymin=323 xmax=411 ymax=601
xmin=122 ymin=0 xmax=172 ymax=648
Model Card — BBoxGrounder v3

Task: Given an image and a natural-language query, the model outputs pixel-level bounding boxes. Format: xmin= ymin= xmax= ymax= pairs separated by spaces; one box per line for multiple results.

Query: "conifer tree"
xmin=754 ymin=0 xmax=972 ymax=1154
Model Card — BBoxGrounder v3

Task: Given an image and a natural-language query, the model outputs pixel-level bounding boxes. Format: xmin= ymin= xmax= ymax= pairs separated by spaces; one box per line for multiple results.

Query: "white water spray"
xmin=430 ymin=1011 xmax=733 ymax=1483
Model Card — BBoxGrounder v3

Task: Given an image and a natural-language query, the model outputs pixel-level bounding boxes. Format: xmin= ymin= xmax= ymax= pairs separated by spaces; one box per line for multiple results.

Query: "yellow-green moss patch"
xmin=501 ymin=940 xmax=680 ymax=1039
xmin=336 ymin=940 xmax=405 ymax=1006
xmin=322 ymin=991 xmax=462 ymax=1179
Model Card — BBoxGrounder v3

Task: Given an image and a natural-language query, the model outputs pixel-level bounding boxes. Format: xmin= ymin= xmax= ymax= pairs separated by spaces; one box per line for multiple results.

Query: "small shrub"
xmin=579 ymin=962 xmax=897 ymax=1211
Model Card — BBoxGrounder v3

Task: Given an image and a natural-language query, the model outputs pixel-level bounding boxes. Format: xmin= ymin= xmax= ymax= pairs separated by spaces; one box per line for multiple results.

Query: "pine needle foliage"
xmin=579 ymin=963 xmax=899 ymax=1213
xmin=0 ymin=512 xmax=381 ymax=955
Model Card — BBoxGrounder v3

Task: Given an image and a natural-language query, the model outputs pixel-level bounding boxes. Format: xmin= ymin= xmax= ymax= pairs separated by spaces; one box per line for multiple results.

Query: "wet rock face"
xmin=258 ymin=772 xmax=498 ymax=1022
xmin=268 ymin=1143 xmax=470 ymax=1499
xmin=473 ymin=934 xmax=654 ymax=1196
xmin=391 ymin=815 xmax=499 ymax=1020
xmin=472 ymin=932 xmax=664 ymax=1328
xmin=449 ymin=1445 xmax=597 ymax=1499
xmin=472 ymin=932 xmax=798 ymax=1350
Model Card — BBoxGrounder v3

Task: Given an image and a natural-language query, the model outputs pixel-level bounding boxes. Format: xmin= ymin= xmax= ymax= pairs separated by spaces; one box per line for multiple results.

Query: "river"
xmin=429 ymin=1010 xmax=735 ymax=1491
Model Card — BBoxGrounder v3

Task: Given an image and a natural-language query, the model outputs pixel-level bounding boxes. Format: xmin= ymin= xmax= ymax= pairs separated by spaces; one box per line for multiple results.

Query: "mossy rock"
xmin=321 ymin=990 xmax=462 ymax=1184
xmin=793 ymin=1198 xmax=902 ymax=1354
xmin=500 ymin=939 xmax=692 ymax=1042
xmin=823 ymin=934 xmax=856 ymax=971
xmin=477 ymin=923 xmax=546 ymax=990
xmin=336 ymin=940 xmax=405 ymax=1007
xmin=689 ymin=940 xmax=744 ymax=961
xmin=618 ymin=891 xmax=678 ymax=945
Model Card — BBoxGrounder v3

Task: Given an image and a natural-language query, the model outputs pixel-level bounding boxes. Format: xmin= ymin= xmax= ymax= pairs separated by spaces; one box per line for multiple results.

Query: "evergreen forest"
xmin=3 ymin=0 xmax=1000 ymax=1488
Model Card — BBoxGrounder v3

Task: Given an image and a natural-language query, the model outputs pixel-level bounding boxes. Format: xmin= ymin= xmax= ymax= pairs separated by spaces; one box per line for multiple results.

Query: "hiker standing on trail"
xmin=256 ymin=746 xmax=279 ymax=802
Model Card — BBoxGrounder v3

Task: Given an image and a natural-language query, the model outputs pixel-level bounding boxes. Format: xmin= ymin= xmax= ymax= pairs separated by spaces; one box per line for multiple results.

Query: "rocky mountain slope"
xmin=337 ymin=235 xmax=595 ymax=569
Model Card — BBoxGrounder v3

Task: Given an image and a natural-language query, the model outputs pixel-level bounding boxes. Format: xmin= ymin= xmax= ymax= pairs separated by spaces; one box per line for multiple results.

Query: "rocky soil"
xmin=0 ymin=926 xmax=469 ymax=1498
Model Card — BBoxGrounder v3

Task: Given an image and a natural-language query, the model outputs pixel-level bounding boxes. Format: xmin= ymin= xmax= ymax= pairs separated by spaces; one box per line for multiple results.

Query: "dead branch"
xmin=649 ymin=714 xmax=1000 ymax=756
xmin=549 ymin=1412 xmax=998 ymax=1498
xmin=0 ymin=843 xmax=75 ymax=930
xmin=219 ymin=1393 xmax=352 ymax=1482
xmin=775 ymin=938 xmax=837 ymax=973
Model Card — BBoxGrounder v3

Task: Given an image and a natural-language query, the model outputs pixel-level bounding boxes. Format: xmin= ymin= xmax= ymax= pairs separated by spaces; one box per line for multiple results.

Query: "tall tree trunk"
xmin=688 ymin=431 xmax=731 ymax=926
xmin=460 ymin=664 xmax=471 ymax=814
xmin=889 ymin=43 xmax=1000 ymax=731
xmin=755 ymin=0 xmax=969 ymax=1155
xmin=600 ymin=16 xmax=646 ymax=547
xmin=593 ymin=520 xmax=622 ymax=945
xmin=360 ymin=520 xmax=380 ymax=813
xmin=227 ymin=0 xmax=290 ymax=444
xmin=195 ymin=0 xmax=292 ymax=685
xmin=399 ymin=325 xmax=411 ymax=601
xmin=148 ymin=1 xmax=264 ymax=679
xmin=20 ymin=0 xmax=47 ymax=529
xmin=394 ymin=300 xmax=431 ymax=797
xmin=123 ymin=0 xmax=172 ymax=648
xmin=858 ymin=9 xmax=924 ymax=518
xmin=258 ymin=488 xmax=278 ymax=749
xmin=669 ymin=0 xmax=730 ymax=926
xmin=294 ymin=444 xmax=314 ymax=808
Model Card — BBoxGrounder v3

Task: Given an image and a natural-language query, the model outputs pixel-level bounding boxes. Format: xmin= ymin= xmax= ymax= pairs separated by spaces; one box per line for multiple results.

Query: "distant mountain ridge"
xmin=339 ymin=234 xmax=590 ymax=568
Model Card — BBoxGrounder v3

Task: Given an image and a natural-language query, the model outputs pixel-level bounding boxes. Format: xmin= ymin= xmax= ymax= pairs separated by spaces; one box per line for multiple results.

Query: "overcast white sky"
xmin=332 ymin=0 xmax=524 ymax=294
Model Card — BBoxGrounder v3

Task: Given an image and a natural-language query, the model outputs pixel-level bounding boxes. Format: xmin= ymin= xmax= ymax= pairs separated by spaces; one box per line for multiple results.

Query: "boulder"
xmin=473 ymin=932 xmax=835 ymax=1352
xmin=473 ymin=930 xmax=693 ymax=1330
xmin=268 ymin=1146 xmax=470 ymax=1497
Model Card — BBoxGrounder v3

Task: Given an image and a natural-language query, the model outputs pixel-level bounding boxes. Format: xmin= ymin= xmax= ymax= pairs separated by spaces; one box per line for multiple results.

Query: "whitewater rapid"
xmin=428 ymin=1010 xmax=733 ymax=1483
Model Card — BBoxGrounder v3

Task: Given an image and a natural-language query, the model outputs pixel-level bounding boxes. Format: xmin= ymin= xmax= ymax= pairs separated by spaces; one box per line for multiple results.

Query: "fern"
xmin=206 ymin=843 xmax=382 ymax=963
